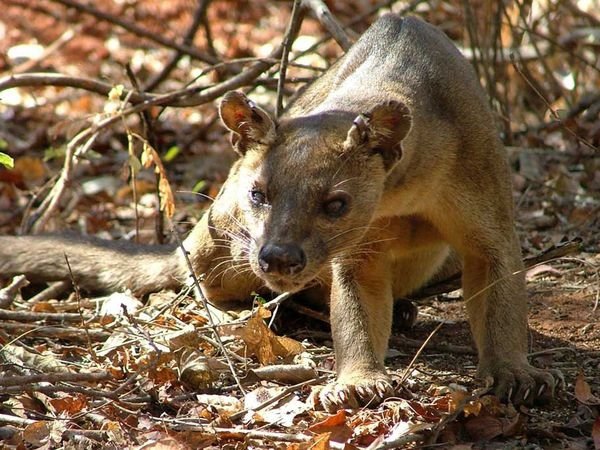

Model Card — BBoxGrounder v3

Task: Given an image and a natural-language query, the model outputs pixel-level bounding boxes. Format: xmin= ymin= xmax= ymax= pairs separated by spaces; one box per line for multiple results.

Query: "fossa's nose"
xmin=258 ymin=243 xmax=306 ymax=276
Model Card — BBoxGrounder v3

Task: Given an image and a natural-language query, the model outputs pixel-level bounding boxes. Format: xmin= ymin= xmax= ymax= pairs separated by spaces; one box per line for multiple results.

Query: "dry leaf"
xmin=14 ymin=156 xmax=46 ymax=183
xmin=141 ymin=142 xmax=175 ymax=218
xmin=310 ymin=433 xmax=331 ymax=450
xmin=196 ymin=394 xmax=243 ymax=415
xmin=288 ymin=433 xmax=331 ymax=450
xmin=100 ymin=291 xmax=143 ymax=317
xmin=575 ymin=372 xmax=600 ymax=405
xmin=464 ymin=413 xmax=522 ymax=442
xmin=22 ymin=421 xmax=50 ymax=446
xmin=163 ymin=324 xmax=200 ymax=350
xmin=135 ymin=437 xmax=188 ymax=450
xmin=102 ymin=420 xmax=127 ymax=445
xmin=259 ymin=395 xmax=309 ymax=427
xmin=309 ymin=410 xmax=352 ymax=443
xmin=310 ymin=410 xmax=347 ymax=430
xmin=464 ymin=415 xmax=503 ymax=441
xmin=2 ymin=344 xmax=68 ymax=373
xmin=49 ymin=394 xmax=88 ymax=415
xmin=236 ymin=306 xmax=304 ymax=364
xmin=31 ymin=302 xmax=57 ymax=313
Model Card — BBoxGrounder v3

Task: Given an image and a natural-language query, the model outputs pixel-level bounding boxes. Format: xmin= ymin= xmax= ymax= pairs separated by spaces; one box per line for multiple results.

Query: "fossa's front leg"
xmin=319 ymin=256 xmax=395 ymax=412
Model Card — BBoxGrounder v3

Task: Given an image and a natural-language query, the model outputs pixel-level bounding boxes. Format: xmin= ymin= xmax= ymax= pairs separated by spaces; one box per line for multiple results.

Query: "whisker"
xmin=331 ymin=176 xmax=360 ymax=189
xmin=177 ymin=190 xmax=217 ymax=203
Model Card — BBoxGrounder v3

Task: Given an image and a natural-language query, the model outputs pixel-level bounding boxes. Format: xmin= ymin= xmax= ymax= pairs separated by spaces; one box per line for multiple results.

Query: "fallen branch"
xmin=0 ymin=414 xmax=109 ymax=442
xmin=0 ymin=275 xmax=29 ymax=309
xmin=0 ymin=323 xmax=110 ymax=341
xmin=0 ymin=309 xmax=95 ymax=322
xmin=0 ymin=371 xmax=112 ymax=388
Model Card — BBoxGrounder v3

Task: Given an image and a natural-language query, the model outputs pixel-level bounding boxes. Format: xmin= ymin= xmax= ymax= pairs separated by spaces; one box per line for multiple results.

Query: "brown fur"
xmin=0 ymin=15 xmax=557 ymax=411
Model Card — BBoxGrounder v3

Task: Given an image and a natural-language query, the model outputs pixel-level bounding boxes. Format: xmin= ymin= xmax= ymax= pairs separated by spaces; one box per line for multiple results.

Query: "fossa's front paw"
xmin=315 ymin=371 xmax=395 ymax=412
xmin=482 ymin=361 xmax=563 ymax=406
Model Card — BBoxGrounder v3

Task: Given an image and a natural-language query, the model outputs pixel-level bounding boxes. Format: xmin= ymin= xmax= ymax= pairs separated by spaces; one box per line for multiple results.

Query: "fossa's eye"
xmin=249 ymin=189 xmax=267 ymax=206
xmin=323 ymin=192 xmax=351 ymax=218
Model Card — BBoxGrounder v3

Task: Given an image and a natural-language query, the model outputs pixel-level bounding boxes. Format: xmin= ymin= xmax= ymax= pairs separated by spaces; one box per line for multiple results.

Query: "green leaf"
xmin=44 ymin=146 xmax=66 ymax=162
xmin=192 ymin=180 xmax=207 ymax=193
xmin=251 ymin=292 xmax=267 ymax=305
xmin=0 ymin=152 xmax=14 ymax=169
xmin=164 ymin=145 xmax=181 ymax=162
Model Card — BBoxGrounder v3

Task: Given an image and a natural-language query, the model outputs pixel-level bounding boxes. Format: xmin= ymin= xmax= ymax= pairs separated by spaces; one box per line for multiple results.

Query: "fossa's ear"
xmin=219 ymin=91 xmax=276 ymax=155
xmin=344 ymin=100 xmax=412 ymax=170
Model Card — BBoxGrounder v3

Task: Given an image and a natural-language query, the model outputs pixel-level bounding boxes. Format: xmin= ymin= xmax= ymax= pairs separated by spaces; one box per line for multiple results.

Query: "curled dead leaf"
xmin=178 ymin=348 xmax=214 ymax=389
xmin=141 ymin=142 xmax=175 ymax=219
xmin=236 ymin=306 xmax=304 ymax=365
xmin=575 ymin=372 xmax=600 ymax=405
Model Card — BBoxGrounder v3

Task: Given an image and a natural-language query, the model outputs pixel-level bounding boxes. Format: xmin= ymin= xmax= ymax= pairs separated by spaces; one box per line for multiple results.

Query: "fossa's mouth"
xmin=256 ymin=271 xmax=316 ymax=294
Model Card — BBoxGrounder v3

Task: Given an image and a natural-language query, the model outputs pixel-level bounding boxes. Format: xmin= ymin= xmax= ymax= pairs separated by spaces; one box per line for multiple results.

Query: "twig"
xmin=125 ymin=66 xmax=165 ymax=244
xmin=170 ymin=425 xmax=312 ymax=443
xmin=399 ymin=322 xmax=445 ymax=385
xmin=285 ymin=299 xmax=330 ymax=323
xmin=171 ymin=225 xmax=246 ymax=394
xmin=47 ymin=0 xmax=218 ymax=64
xmin=301 ymin=0 xmax=353 ymax=51
xmin=10 ymin=26 xmax=80 ymax=74
xmin=0 ymin=383 xmax=123 ymax=400
xmin=0 ymin=275 xmax=29 ymax=309
xmin=27 ymin=281 xmax=71 ymax=304
xmin=389 ymin=334 xmax=476 ymax=355
xmin=0 ymin=69 xmax=313 ymax=106
xmin=64 ymin=253 xmax=98 ymax=361
xmin=145 ymin=0 xmax=213 ymax=91
xmin=0 ymin=413 xmax=35 ymax=426
xmin=368 ymin=431 xmax=424 ymax=450
xmin=276 ymin=0 xmax=304 ymax=117
xmin=262 ymin=292 xmax=292 ymax=310
xmin=27 ymin=130 xmax=99 ymax=233
xmin=0 ymin=371 xmax=112 ymax=388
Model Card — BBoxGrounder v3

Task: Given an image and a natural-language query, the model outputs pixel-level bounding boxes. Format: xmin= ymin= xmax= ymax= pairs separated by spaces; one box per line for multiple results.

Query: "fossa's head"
xmin=219 ymin=91 xmax=411 ymax=293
